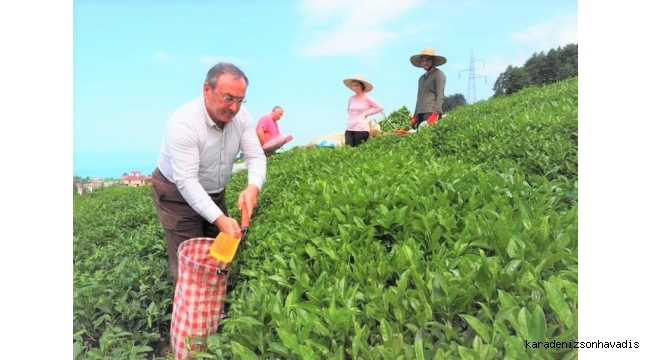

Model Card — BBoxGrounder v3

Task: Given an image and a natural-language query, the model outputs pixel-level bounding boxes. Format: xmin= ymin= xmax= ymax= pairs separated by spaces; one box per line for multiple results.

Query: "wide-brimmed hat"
xmin=410 ymin=48 xmax=447 ymax=67
xmin=343 ymin=76 xmax=374 ymax=93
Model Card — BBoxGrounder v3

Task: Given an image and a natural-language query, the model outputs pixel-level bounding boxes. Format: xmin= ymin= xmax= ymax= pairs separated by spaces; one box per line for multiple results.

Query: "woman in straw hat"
xmin=343 ymin=76 xmax=384 ymax=147
xmin=409 ymin=48 xmax=447 ymax=132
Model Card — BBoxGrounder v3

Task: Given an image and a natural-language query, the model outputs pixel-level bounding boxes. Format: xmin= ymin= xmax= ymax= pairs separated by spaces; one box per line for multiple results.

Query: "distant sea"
xmin=73 ymin=151 xmax=160 ymax=179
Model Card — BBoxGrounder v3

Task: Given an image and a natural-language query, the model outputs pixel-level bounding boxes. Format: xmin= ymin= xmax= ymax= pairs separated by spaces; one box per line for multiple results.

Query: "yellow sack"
xmin=369 ymin=119 xmax=382 ymax=138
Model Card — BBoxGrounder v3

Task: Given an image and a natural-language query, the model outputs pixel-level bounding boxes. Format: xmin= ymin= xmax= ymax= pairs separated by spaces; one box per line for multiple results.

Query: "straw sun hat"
xmin=410 ymin=48 xmax=447 ymax=67
xmin=343 ymin=76 xmax=374 ymax=93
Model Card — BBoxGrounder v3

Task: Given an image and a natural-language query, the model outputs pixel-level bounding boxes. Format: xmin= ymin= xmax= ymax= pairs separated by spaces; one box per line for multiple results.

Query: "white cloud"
xmin=512 ymin=12 xmax=578 ymax=51
xmin=299 ymin=27 xmax=397 ymax=57
xmin=296 ymin=0 xmax=426 ymax=58
xmin=197 ymin=55 xmax=220 ymax=65
xmin=298 ymin=0 xmax=348 ymax=25
xmin=153 ymin=52 xmax=175 ymax=62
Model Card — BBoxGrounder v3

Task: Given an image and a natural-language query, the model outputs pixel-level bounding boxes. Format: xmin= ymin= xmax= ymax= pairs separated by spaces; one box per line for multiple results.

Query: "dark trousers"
xmin=414 ymin=112 xmax=442 ymax=129
xmin=151 ymin=168 xmax=228 ymax=285
xmin=345 ymin=130 xmax=370 ymax=147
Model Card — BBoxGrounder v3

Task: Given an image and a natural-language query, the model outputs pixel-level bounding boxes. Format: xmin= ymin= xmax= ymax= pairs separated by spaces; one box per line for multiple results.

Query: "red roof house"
xmin=120 ymin=170 xmax=152 ymax=187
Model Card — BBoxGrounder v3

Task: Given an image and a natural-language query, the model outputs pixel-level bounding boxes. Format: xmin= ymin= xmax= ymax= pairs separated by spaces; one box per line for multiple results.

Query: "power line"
xmin=459 ymin=50 xmax=487 ymax=104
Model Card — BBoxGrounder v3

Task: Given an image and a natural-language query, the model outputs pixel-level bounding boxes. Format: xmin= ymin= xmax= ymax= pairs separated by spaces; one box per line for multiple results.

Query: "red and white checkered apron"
xmin=171 ymin=238 xmax=230 ymax=360
xmin=262 ymin=134 xmax=293 ymax=153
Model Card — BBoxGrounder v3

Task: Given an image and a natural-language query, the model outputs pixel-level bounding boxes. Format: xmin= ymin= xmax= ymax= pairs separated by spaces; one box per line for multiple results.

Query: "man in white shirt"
xmin=151 ymin=62 xmax=267 ymax=283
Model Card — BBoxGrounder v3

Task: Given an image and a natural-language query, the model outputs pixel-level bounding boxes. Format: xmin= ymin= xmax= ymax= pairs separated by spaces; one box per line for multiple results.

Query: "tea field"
xmin=73 ymin=77 xmax=578 ymax=359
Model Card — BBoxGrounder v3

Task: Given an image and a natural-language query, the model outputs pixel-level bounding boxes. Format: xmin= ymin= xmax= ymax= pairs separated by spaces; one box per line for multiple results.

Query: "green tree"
xmin=557 ymin=44 xmax=578 ymax=79
xmin=443 ymin=93 xmax=467 ymax=113
xmin=492 ymin=66 xmax=532 ymax=97
xmin=541 ymin=48 xmax=560 ymax=84
xmin=524 ymin=52 xmax=546 ymax=86
xmin=557 ymin=63 xmax=576 ymax=80
xmin=492 ymin=66 xmax=511 ymax=98
xmin=492 ymin=43 xmax=578 ymax=98
xmin=507 ymin=67 xmax=532 ymax=95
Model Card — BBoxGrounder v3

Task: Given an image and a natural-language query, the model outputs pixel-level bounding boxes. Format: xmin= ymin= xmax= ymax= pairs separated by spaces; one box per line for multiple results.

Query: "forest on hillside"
xmin=440 ymin=43 xmax=577 ymax=114
xmin=492 ymin=43 xmax=578 ymax=98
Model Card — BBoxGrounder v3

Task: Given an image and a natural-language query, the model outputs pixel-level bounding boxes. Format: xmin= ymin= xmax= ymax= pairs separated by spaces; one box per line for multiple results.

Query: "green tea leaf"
xmin=503 ymin=259 xmax=521 ymax=275
xmin=332 ymin=207 xmax=346 ymax=223
xmin=494 ymin=306 xmax=518 ymax=324
xmin=321 ymin=246 xmax=340 ymax=261
xmin=497 ymin=290 xmax=518 ymax=308
xmin=305 ymin=245 xmax=318 ymax=259
xmin=277 ymin=328 xmax=299 ymax=351
xmin=231 ymin=341 xmax=260 ymax=360
xmin=517 ymin=308 xmax=530 ymax=339
xmin=232 ymin=316 xmax=264 ymax=326
xmin=528 ymin=305 xmax=547 ymax=342
xmin=543 ymin=281 xmax=574 ymax=329
xmin=268 ymin=342 xmax=289 ymax=356
xmin=494 ymin=218 xmax=511 ymax=245
xmin=414 ymin=328 xmax=425 ymax=360
xmin=458 ymin=346 xmax=480 ymax=360
xmin=379 ymin=319 xmax=392 ymax=342
xmin=519 ymin=201 xmax=534 ymax=230
xmin=299 ymin=344 xmax=317 ymax=360
xmin=431 ymin=225 xmax=443 ymax=243
xmin=503 ymin=337 xmax=525 ymax=360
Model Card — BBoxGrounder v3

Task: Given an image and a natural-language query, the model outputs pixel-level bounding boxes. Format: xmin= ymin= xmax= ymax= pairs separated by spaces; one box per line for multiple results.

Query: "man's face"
xmin=271 ymin=108 xmax=284 ymax=121
xmin=203 ymin=74 xmax=247 ymax=124
xmin=420 ymin=56 xmax=434 ymax=71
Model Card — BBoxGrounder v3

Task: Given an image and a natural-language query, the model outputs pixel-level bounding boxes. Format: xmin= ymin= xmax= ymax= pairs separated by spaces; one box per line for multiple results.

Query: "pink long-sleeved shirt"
xmin=346 ymin=94 xmax=383 ymax=132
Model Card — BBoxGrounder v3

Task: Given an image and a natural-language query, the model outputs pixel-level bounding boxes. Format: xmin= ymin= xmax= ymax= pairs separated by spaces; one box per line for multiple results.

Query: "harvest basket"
xmin=170 ymin=238 xmax=230 ymax=360
xmin=262 ymin=134 xmax=293 ymax=154
xmin=369 ymin=119 xmax=382 ymax=138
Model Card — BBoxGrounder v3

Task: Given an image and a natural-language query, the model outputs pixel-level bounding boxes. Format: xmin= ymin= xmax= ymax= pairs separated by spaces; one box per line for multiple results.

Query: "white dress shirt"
xmin=157 ymin=96 xmax=267 ymax=224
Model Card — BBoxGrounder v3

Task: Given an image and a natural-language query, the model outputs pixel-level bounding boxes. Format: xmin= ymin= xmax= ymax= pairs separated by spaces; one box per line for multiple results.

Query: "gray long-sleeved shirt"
xmin=414 ymin=68 xmax=446 ymax=115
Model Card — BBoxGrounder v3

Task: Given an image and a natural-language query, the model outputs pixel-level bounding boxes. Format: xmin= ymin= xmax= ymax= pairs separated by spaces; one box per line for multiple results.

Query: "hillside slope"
xmin=74 ymin=77 xmax=578 ymax=359
xmin=220 ymin=77 xmax=578 ymax=359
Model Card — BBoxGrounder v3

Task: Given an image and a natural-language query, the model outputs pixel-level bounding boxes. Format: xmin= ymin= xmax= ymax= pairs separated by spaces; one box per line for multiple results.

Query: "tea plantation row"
xmin=73 ymin=77 xmax=578 ymax=359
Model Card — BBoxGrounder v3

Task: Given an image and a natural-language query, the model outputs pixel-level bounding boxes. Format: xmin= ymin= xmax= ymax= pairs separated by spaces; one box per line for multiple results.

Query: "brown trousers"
xmin=151 ymin=168 xmax=227 ymax=285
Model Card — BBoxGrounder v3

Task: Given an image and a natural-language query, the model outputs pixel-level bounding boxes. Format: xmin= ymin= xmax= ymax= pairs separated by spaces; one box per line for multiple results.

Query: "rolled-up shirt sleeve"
xmin=239 ymin=115 xmax=267 ymax=191
xmin=167 ymin=120 xmax=224 ymax=224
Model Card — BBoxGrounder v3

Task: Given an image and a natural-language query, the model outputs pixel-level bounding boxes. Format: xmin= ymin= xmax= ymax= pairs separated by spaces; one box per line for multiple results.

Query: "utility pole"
xmin=459 ymin=51 xmax=487 ymax=104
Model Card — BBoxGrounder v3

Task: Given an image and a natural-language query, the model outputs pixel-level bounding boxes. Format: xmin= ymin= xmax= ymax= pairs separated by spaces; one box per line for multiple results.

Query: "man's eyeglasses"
xmin=214 ymin=89 xmax=246 ymax=104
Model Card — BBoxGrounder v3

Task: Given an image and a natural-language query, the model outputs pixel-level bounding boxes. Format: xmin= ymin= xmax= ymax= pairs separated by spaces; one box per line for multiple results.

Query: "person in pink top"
xmin=256 ymin=106 xmax=293 ymax=156
xmin=256 ymin=106 xmax=283 ymax=145
xmin=343 ymin=76 xmax=384 ymax=147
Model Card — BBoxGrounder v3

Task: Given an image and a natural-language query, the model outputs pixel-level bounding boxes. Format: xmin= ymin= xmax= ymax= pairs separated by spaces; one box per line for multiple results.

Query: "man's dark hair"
xmin=205 ymin=62 xmax=249 ymax=88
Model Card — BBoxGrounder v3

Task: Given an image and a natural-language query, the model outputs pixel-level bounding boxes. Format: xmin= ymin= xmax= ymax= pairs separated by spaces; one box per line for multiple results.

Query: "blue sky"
xmin=72 ymin=0 xmax=578 ymax=179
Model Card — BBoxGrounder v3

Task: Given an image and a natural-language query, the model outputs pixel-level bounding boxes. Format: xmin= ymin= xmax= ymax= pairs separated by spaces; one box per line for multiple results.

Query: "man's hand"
xmin=238 ymin=185 xmax=260 ymax=219
xmin=214 ymin=215 xmax=242 ymax=238
xmin=411 ymin=115 xmax=417 ymax=128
